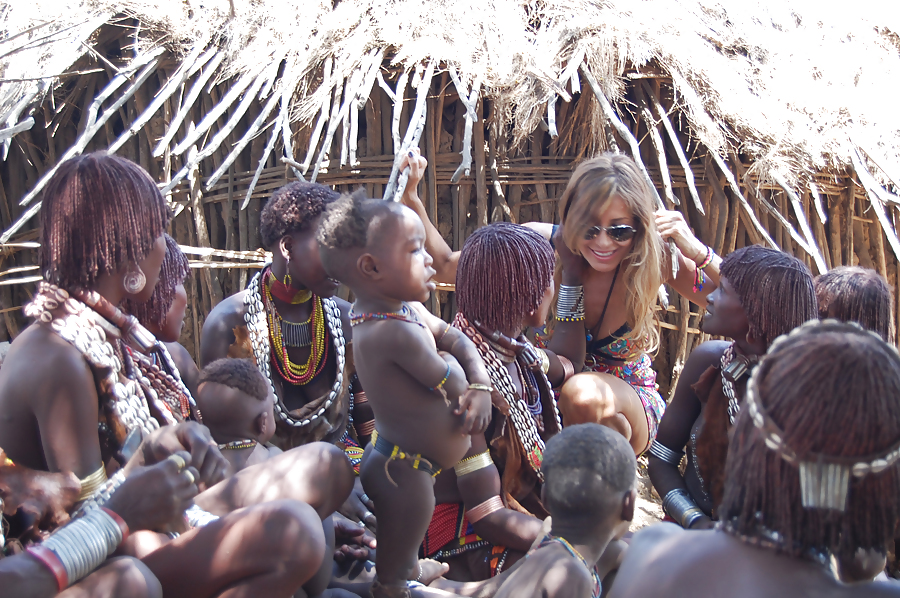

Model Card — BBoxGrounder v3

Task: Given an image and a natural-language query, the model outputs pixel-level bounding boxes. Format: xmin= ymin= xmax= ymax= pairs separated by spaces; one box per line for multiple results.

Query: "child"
xmin=317 ymin=191 xmax=494 ymax=598
xmin=195 ymin=358 xmax=281 ymax=474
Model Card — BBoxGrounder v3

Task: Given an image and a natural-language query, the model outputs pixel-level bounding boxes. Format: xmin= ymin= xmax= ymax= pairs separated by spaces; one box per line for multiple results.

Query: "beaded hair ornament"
xmin=743 ymin=319 xmax=900 ymax=512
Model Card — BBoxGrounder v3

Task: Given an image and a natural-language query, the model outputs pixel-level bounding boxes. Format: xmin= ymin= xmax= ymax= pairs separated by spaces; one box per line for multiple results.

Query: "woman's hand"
xmin=332 ymin=512 xmax=377 ymax=561
xmin=655 ymin=210 xmax=706 ymax=263
xmin=339 ymin=477 xmax=376 ymax=531
xmin=398 ymin=150 xmax=428 ymax=212
xmin=126 ymin=422 xmax=229 ymax=492
xmin=552 ymin=225 xmax=588 ymax=284
xmin=105 ymin=451 xmax=200 ymax=532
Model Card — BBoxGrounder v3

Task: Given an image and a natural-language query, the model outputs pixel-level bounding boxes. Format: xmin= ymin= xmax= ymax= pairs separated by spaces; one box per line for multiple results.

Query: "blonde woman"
xmin=401 ymin=152 xmax=720 ymax=455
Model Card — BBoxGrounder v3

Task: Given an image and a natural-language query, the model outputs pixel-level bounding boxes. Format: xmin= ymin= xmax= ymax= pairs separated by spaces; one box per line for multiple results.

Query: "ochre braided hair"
xmin=556 ymin=153 xmax=663 ymax=354
xmin=720 ymin=320 xmax=900 ymax=560
xmin=719 ymin=245 xmax=817 ymax=346
xmin=815 ymin=266 xmax=895 ymax=343
xmin=457 ymin=223 xmax=555 ymax=334
xmin=40 ymin=153 xmax=170 ymax=289
xmin=121 ymin=235 xmax=189 ymax=329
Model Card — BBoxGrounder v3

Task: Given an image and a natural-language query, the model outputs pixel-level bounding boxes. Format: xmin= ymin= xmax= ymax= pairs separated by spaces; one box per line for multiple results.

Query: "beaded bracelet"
xmin=430 ymin=364 xmax=451 ymax=392
xmin=556 ymin=314 xmax=586 ymax=323
xmin=693 ymin=246 xmax=715 ymax=293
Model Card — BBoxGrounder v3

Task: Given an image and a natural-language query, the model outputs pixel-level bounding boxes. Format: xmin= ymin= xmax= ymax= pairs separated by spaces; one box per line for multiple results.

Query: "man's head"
xmin=260 ymin=181 xmax=341 ymax=298
xmin=815 ymin=266 xmax=895 ymax=343
xmin=317 ymin=191 xmax=436 ymax=303
xmin=197 ymin=358 xmax=274 ymax=443
xmin=721 ymin=320 xmax=900 ymax=561
xmin=542 ymin=424 xmax=637 ymax=535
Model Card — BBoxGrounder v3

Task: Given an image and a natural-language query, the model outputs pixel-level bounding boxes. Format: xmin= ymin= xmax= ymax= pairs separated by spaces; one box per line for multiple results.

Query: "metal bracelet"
xmin=649 ymin=440 xmax=685 ymax=466
xmin=556 ymin=285 xmax=585 ymax=319
xmin=42 ymin=507 xmax=123 ymax=586
xmin=662 ymin=488 xmax=704 ymax=529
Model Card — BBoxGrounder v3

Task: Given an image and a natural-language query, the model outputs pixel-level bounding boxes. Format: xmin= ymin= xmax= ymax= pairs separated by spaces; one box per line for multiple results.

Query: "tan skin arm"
xmin=399 ymin=152 xmax=459 ymax=285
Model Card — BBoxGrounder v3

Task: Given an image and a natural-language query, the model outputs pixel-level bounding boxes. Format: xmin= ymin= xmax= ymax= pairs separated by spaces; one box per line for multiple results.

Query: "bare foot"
xmin=412 ymin=559 xmax=450 ymax=585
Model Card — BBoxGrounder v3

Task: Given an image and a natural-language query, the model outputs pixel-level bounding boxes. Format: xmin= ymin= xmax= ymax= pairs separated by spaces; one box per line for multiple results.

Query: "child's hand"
xmin=455 ymin=386 xmax=492 ymax=435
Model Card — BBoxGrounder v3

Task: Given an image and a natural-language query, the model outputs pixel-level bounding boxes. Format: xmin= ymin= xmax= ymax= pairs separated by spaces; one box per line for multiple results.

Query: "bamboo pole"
xmin=448 ymin=67 xmax=481 ymax=184
xmin=384 ymin=60 xmax=435 ymax=202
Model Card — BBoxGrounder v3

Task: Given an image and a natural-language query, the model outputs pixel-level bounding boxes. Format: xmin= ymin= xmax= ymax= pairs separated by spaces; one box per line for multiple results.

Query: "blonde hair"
xmin=556 ymin=153 xmax=663 ymax=355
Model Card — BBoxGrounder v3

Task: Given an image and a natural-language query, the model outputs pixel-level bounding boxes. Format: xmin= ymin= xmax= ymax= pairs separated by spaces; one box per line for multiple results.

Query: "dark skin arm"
xmin=164 ymin=342 xmax=200 ymax=399
xmin=198 ymin=292 xmax=246 ymax=368
xmin=648 ymin=340 xmax=728 ymax=528
xmin=456 ymin=436 xmax=543 ymax=552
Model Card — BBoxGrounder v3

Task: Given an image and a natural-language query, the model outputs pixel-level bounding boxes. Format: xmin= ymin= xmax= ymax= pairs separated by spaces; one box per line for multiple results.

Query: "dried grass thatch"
xmin=1 ymin=0 xmax=898 ymax=394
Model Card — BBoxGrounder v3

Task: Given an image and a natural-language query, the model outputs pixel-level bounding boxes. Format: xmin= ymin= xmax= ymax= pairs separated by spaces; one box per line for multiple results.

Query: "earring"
xmin=283 ymin=256 xmax=292 ymax=288
xmin=124 ymin=266 xmax=146 ymax=294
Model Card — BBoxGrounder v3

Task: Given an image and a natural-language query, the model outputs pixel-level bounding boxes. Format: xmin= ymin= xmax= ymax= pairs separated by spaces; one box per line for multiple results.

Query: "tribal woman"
xmin=423 ymin=222 xmax=563 ymax=581
xmin=200 ymin=181 xmax=376 ymax=529
xmin=611 ymin=320 xmax=900 ymax=598
xmin=402 ymin=152 xmax=722 ymax=456
xmin=0 ymin=153 xmax=339 ymax=597
xmin=815 ymin=265 xmax=895 ymax=343
xmin=648 ymin=245 xmax=817 ymax=528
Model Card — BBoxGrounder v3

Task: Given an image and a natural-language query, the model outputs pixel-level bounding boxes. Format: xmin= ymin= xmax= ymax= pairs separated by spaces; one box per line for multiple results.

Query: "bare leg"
xmin=59 ymin=557 xmax=161 ymax=598
xmin=196 ymin=442 xmax=354 ymax=519
xmin=142 ymin=499 xmax=325 ymax=598
xmin=360 ymin=448 xmax=436 ymax=596
xmin=304 ymin=516 xmax=337 ymax=597
xmin=559 ymin=372 xmax=649 ymax=455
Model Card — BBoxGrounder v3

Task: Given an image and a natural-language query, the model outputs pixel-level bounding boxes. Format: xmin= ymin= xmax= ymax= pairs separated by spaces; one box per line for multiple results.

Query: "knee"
xmin=559 ymin=373 xmax=617 ymax=423
xmin=311 ymin=441 xmax=354 ymax=506
xmin=106 ymin=557 xmax=163 ymax=598
xmin=255 ymin=500 xmax=327 ymax=575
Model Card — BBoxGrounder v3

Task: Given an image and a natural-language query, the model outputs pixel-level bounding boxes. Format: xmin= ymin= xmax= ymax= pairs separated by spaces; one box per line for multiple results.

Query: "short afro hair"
xmin=259 ymin=181 xmax=339 ymax=249
xmin=198 ymin=358 xmax=268 ymax=402
xmin=542 ymin=424 xmax=636 ymax=519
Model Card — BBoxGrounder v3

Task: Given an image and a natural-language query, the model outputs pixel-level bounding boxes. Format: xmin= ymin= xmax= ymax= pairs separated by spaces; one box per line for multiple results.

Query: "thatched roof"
xmin=1 ymin=0 xmax=899 ymax=391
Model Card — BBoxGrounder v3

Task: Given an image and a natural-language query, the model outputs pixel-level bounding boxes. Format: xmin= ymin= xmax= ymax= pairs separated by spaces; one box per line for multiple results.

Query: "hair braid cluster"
xmin=719 ymin=245 xmax=817 ymax=346
xmin=40 ymin=153 xmax=170 ymax=290
xmin=122 ymin=235 xmax=189 ymax=329
xmin=815 ymin=266 xmax=895 ymax=343
xmin=457 ymin=223 xmax=555 ymax=334
xmin=720 ymin=321 xmax=900 ymax=560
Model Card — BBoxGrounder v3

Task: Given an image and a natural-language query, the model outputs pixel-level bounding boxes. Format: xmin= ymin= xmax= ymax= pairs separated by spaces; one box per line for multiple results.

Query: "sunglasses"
xmin=584 ymin=224 xmax=637 ymax=243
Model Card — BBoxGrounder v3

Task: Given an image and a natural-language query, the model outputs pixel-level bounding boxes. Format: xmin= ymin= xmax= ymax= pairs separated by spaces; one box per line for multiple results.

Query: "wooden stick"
xmin=851 ymin=148 xmax=900 ymax=261
xmin=473 ymin=98 xmax=487 ymax=225
xmin=0 ymin=117 xmax=34 ymax=143
xmin=547 ymin=98 xmax=558 ymax=139
xmin=390 ymin=70 xmax=410 ymax=154
xmin=208 ymin=87 xmax=281 ymax=189
xmin=641 ymin=81 xmax=703 ymax=215
xmin=809 ymin=181 xmax=827 ymax=223
xmin=152 ymin=51 xmax=225 ymax=157
xmin=241 ymin=104 xmax=283 ymax=210
xmin=384 ymin=60 xmax=435 ymax=202
xmin=770 ymin=172 xmax=828 ymax=273
xmin=109 ymin=44 xmax=212 ymax=154
xmin=449 ymin=66 xmax=481 ymax=184
xmin=637 ymin=85 xmax=675 ymax=208
xmin=300 ymin=57 xmax=334 ymax=174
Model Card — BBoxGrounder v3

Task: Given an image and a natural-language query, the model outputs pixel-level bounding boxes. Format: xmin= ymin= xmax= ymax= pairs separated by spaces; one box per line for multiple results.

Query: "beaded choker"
xmin=218 ymin=439 xmax=258 ymax=450
xmin=244 ymin=267 xmax=346 ymax=429
xmin=349 ymin=303 xmax=425 ymax=329
xmin=267 ymin=270 xmax=312 ymax=304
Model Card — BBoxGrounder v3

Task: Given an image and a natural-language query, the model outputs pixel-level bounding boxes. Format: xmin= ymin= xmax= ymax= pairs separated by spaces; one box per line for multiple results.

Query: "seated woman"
xmin=122 ymin=234 xmax=199 ymax=398
xmin=648 ymin=245 xmax=817 ymax=527
xmin=200 ymin=181 xmax=374 ymax=527
xmin=402 ymin=151 xmax=721 ymax=455
xmin=610 ymin=320 xmax=900 ymax=598
xmin=815 ymin=265 xmax=895 ymax=342
xmin=0 ymin=153 xmax=350 ymax=597
xmin=425 ymin=222 xmax=562 ymax=581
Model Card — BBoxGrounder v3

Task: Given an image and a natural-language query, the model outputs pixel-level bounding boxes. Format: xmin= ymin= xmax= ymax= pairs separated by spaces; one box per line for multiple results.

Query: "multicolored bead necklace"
xmin=349 ymin=303 xmax=425 ymax=329
xmin=538 ymin=534 xmax=602 ymax=598
xmin=218 ymin=439 xmax=258 ymax=450
xmin=263 ymin=272 xmax=328 ymax=386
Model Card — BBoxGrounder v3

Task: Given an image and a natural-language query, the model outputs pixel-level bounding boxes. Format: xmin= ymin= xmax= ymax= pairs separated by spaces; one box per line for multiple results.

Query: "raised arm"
xmin=648 ymin=340 xmax=727 ymax=529
xmin=398 ymin=152 xmax=459 ymax=285
xmin=656 ymin=209 xmax=720 ymax=307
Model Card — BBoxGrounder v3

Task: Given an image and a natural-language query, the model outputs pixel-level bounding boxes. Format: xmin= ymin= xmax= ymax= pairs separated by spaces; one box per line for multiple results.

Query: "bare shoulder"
xmin=628 ymin=521 xmax=685 ymax=553
xmin=330 ymin=296 xmax=353 ymax=341
xmin=684 ymin=340 xmax=730 ymax=372
xmin=200 ymin=290 xmax=249 ymax=366
xmin=532 ymin=547 xmax=593 ymax=598
xmin=1 ymin=324 xmax=93 ymax=388
xmin=523 ymin=221 xmax=554 ymax=240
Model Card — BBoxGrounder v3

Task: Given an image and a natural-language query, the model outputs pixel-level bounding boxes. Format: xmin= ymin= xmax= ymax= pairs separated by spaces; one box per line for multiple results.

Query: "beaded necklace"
xmin=349 ymin=303 xmax=425 ymax=329
xmin=717 ymin=520 xmax=832 ymax=570
xmin=454 ymin=312 xmax=560 ymax=479
xmin=244 ymin=268 xmax=346 ymax=429
xmin=537 ymin=534 xmax=602 ymax=598
xmin=125 ymin=346 xmax=192 ymax=421
xmin=218 ymin=439 xmax=258 ymax=450
xmin=267 ymin=270 xmax=312 ymax=304
xmin=262 ymin=273 xmax=328 ymax=385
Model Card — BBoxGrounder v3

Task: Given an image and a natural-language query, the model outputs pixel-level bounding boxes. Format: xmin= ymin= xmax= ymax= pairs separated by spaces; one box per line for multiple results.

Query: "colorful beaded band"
xmin=466 ymin=495 xmax=504 ymax=524
xmin=693 ymin=246 xmax=715 ymax=293
xmin=454 ymin=450 xmax=494 ymax=477
xmin=430 ymin=364 xmax=451 ymax=392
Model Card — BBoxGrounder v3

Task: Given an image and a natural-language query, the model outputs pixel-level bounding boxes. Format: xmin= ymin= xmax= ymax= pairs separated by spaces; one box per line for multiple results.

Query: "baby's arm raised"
xmin=410 ymin=304 xmax=492 ymax=435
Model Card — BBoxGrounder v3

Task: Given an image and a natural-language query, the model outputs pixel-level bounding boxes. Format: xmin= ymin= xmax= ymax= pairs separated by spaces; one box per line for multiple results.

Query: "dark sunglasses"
xmin=584 ymin=224 xmax=637 ymax=243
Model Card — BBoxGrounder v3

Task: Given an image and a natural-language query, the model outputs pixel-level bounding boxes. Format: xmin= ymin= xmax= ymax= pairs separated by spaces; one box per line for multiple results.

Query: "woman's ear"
xmin=278 ymin=235 xmax=293 ymax=260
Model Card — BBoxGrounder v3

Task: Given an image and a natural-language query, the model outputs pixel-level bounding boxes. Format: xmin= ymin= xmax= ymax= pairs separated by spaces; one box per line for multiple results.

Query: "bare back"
xmin=493 ymin=543 xmax=592 ymax=598
xmin=609 ymin=524 xmax=900 ymax=598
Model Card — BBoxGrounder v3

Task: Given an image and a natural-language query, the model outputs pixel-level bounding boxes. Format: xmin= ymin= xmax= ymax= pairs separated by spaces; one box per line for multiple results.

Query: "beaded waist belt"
xmin=372 ymin=429 xmax=442 ymax=480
